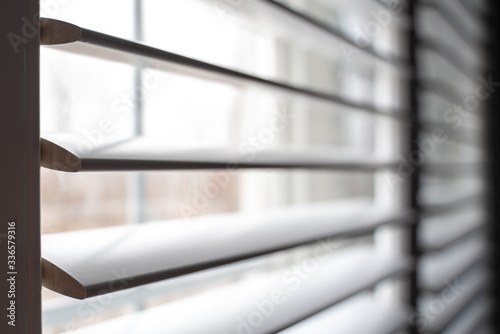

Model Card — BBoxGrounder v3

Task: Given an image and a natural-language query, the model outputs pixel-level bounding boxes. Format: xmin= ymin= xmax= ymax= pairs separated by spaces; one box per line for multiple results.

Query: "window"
xmin=0 ymin=0 xmax=493 ymax=333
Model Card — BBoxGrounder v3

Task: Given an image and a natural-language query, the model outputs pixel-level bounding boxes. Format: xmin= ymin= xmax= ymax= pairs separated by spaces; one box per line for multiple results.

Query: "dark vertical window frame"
xmin=487 ymin=1 xmax=500 ymax=333
xmin=407 ymin=1 xmax=420 ymax=333
xmin=0 ymin=0 xmax=41 ymax=333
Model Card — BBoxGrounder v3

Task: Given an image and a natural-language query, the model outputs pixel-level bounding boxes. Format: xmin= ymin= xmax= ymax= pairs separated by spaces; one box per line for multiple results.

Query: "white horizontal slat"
xmin=231 ymin=0 xmax=407 ymax=67
xmin=420 ymin=187 xmax=484 ymax=215
xmin=43 ymin=253 xmax=280 ymax=326
xmin=440 ymin=0 xmax=486 ymax=40
xmin=423 ymin=162 xmax=484 ymax=176
xmin=418 ymin=79 xmax=467 ymax=105
xmin=41 ymin=134 xmax=398 ymax=172
xmin=419 ymin=210 xmax=484 ymax=252
xmin=419 ymin=123 xmax=483 ymax=148
xmin=41 ymin=0 xmax=407 ymax=71
xmin=39 ymin=18 xmax=407 ymax=118
xmin=42 ymin=199 xmax=411 ymax=299
xmin=418 ymin=37 xmax=479 ymax=80
xmin=419 ymin=235 xmax=484 ymax=291
xmin=419 ymin=48 xmax=477 ymax=95
xmin=61 ymin=246 xmax=409 ymax=333
xmin=417 ymin=7 xmax=481 ymax=68
xmin=419 ymin=0 xmax=483 ymax=56
xmin=278 ymin=292 xmax=409 ymax=334
xmin=422 ymin=268 xmax=485 ymax=333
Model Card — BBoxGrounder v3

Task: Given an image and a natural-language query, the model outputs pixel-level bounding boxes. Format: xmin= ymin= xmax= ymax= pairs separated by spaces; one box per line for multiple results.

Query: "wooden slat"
xmin=419 ymin=235 xmax=484 ymax=292
xmin=41 ymin=134 xmax=398 ymax=172
xmin=279 ymin=292 xmax=409 ymax=334
xmin=58 ymin=246 xmax=409 ymax=333
xmin=39 ymin=18 xmax=409 ymax=119
xmin=42 ymin=199 xmax=412 ymax=299
xmin=43 ymin=254 xmax=283 ymax=326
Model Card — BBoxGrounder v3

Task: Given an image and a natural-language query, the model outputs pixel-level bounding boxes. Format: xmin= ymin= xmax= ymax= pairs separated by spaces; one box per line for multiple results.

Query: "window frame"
xmin=0 ymin=0 xmax=41 ymax=333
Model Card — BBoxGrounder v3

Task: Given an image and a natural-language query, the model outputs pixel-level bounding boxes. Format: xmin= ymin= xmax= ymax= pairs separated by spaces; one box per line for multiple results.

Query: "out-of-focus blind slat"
xmin=422 ymin=192 xmax=484 ymax=216
xmin=424 ymin=269 xmax=485 ymax=333
xmin=278 ymin=292 xmax=409 ymax=334
xmin=441 ymin=297 xmax=490 ymax=334
xmin=42 ymin=199 xmax=411 ymax=299
xmin=420 ymin=211 xmax=483 ymax=253
xmin=419 ymin=236 xmax=484 ymax=292
xmin=56 ymin=246 xmax=409 ymax=333
xmin=263 ymin=0 xmax=409 ymax=68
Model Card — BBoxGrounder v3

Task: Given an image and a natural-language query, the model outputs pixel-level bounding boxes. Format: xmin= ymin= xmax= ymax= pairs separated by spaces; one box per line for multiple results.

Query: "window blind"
xmin=28 ymin=0 xmax=490 ymax=333
xmin=415 ymin=0 xmax=489 ymax=333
